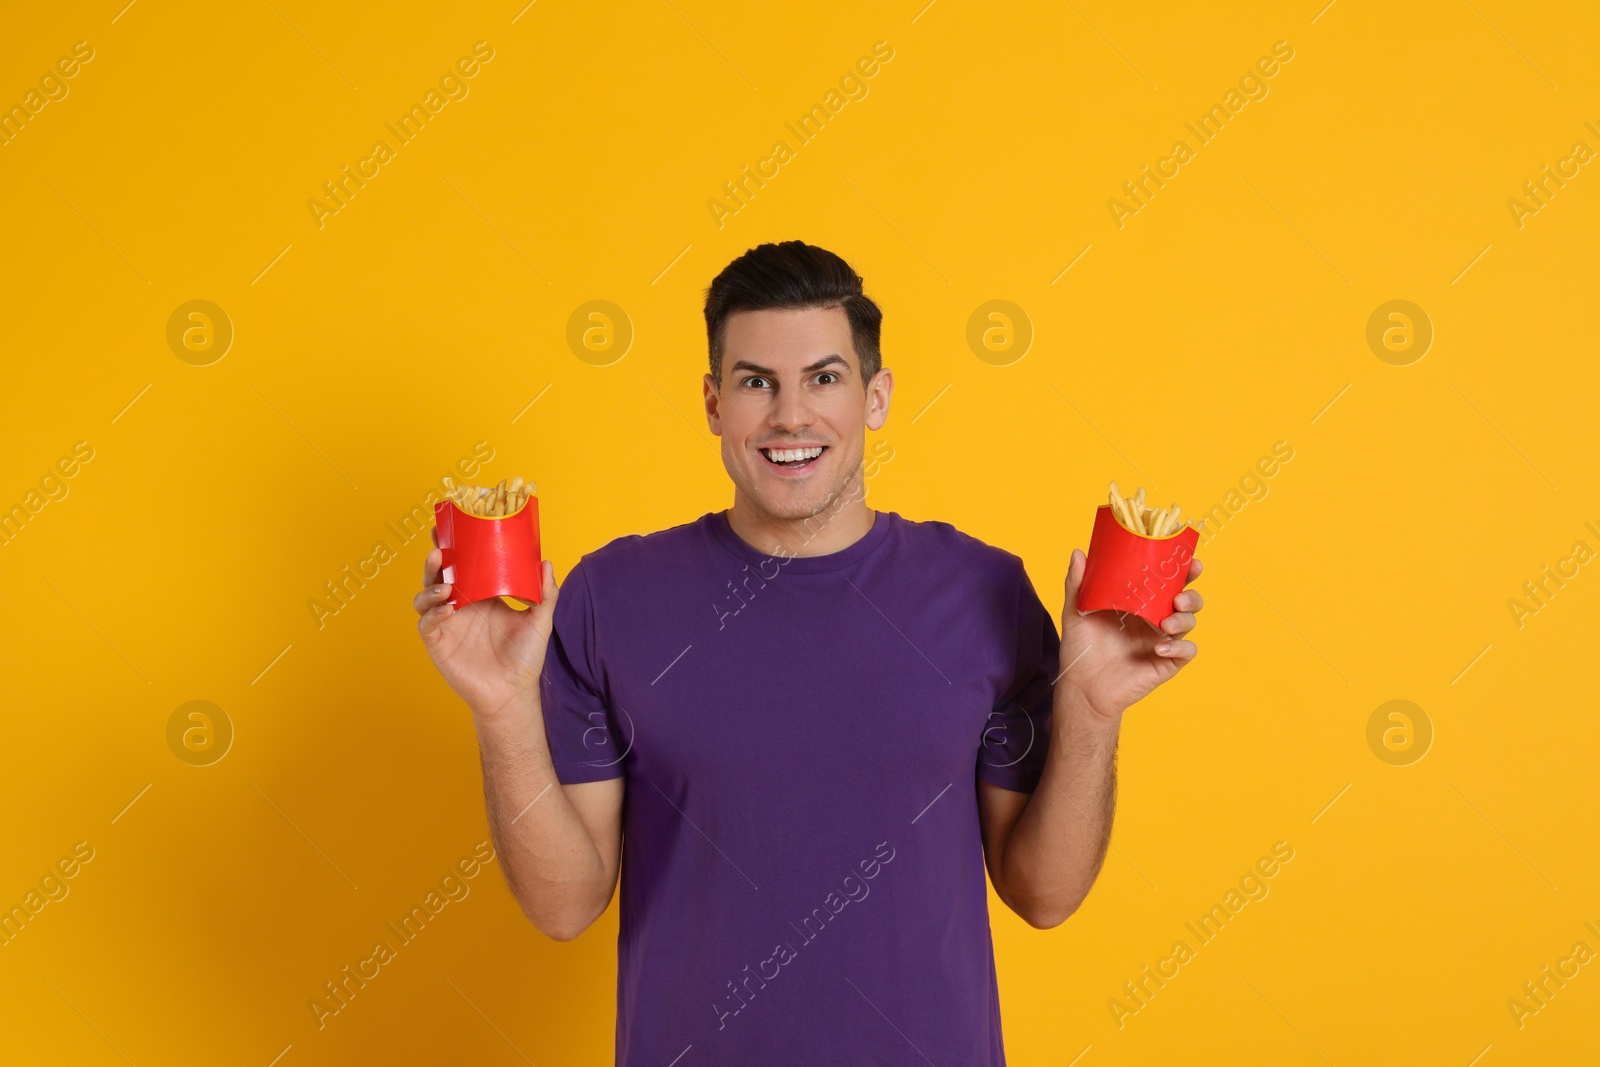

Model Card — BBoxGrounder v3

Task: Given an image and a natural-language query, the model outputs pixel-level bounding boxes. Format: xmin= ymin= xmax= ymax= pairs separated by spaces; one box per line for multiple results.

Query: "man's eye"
xmin=815 ymin=372 xmax=839 ymax=384
xmin=743 ymin=376 xmax=771 ymax=389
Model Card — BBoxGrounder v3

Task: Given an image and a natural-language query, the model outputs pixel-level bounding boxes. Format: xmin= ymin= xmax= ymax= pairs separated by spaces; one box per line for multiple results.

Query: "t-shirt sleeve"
xmin=539 ymin=561 xmax=628 ymax=784
xmin=977 ymin=561 xmax=1059 ymax=793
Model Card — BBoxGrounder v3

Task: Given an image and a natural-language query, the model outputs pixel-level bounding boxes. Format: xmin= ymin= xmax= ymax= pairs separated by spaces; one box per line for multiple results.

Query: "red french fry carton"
xmin=433 ymin=496 xmax=543 ymax=609
xmin=1076 ymin=505 xmax=1199 ymax=628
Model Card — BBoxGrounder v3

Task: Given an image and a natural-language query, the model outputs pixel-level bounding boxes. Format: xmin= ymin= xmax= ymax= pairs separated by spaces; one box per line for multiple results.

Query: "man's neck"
xmin=725 ymin=485 xmax=876 ymax=559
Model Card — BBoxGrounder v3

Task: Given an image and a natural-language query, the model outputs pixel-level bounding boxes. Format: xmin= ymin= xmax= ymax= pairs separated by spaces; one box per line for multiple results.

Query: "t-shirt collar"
xmin=708 ymin=507 xmax=894 ymax=575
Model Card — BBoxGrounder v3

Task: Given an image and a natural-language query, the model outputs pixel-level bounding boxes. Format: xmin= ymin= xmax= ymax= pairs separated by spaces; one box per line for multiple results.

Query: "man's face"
xmin=704 ymin=306 xmax=892 ymax=523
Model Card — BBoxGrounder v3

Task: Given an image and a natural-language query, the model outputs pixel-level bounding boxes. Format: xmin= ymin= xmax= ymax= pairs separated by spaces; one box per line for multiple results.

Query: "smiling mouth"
xmin=759 ymin=445 xmax=827 ymax=470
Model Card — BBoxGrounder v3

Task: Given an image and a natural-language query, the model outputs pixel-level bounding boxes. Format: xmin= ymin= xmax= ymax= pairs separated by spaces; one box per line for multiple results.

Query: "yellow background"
xmin=3 ymin=0 xmax=1597 ymax=1063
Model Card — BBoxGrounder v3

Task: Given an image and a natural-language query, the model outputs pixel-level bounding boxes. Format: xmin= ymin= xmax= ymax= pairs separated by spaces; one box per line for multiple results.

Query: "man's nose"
xmin=769 ymin=385 xmax=816 ymax=432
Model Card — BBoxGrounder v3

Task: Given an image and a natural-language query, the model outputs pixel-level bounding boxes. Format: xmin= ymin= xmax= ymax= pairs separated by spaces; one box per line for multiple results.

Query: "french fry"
xmin=1108 ymin=483 xmax=1131 ymax=532
xmin=1108 ymin=487 xmax=1133 ymax=531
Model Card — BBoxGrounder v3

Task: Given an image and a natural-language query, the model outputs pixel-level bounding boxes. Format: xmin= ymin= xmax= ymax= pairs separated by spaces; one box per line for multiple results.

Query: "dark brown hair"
xmin=703 ymin=241 xmax=883 ymax=386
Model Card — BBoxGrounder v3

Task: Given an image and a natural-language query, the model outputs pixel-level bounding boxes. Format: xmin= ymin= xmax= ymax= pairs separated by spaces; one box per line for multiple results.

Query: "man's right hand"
xmin=414 ymin=525 xmax=560 ymax=720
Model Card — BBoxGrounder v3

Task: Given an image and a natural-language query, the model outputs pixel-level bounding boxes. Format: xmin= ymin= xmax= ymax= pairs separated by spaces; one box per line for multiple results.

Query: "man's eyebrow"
xmin=728 ymin=354 xmax=850 ymax=376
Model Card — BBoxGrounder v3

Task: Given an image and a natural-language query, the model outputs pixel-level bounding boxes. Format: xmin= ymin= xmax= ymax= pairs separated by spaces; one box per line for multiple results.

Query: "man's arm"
xmin=473 ymin=693 xmax=624 ymax=941
xmin=416 ymin=540 xmax=624 ymax=942
xmin=979 ymin=548 xmax=1203 ymax=928
xmin=978 ymin=693 xmax=1119 ymax=929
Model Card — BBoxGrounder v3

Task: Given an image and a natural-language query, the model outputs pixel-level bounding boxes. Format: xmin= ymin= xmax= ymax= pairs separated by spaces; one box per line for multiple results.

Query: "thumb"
xmin=508 ymin=562 xmax=559 ymax=622
xmin=531 ymin=560 xmax=559 ymax=632
xmin=1062 ymin=548 xmax=1087 ymax=609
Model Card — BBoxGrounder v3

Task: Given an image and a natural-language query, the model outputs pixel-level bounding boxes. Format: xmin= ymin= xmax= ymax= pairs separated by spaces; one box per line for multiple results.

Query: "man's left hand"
xmin=1056 ymin=548 xmax=1204 ymax=723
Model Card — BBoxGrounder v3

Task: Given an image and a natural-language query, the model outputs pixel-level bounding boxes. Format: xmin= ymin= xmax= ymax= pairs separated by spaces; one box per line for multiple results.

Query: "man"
xmin=415 ymin=241 xmax=1203 ymax=1064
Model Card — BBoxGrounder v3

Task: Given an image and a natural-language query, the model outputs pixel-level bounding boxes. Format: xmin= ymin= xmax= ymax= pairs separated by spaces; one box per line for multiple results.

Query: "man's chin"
xmin=744 ymin=476 xmax=841 ymax=523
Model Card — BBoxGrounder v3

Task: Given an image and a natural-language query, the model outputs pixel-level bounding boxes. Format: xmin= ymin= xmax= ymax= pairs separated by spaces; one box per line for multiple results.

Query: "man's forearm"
xmin=997 ymin=689 xmax=1121 ymax=927
xmin=474 ymin=692 xmax=614 ymax=939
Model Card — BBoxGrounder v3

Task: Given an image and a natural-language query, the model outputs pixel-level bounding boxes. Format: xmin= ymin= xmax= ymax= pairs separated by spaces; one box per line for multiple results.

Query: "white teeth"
xmin=764 ymin=446 xmax=823 ymax=464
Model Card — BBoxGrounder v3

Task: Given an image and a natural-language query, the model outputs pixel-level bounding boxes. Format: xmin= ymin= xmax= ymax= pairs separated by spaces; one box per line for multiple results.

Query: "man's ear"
xmin=865 ymin=367 xmax=893 ymax=431
xmin=703 ymin=372 xmax=723 ymax=436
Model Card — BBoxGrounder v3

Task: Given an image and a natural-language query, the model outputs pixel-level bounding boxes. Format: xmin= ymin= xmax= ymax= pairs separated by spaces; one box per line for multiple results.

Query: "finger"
xmin=530 ymin=560 xmax=560 ymax=632
xmin=1062 ymin=548 xmax=1086 ymax=605
xmin=1174 ymin=589 xmax=1204 ymax=613
xmin=417 ymin=601 xmax=454 ymax=637
xmin=413 ymin=582 xmax=452 ymax=617
xmin=423 ymin=546 xmax=442 ymax=587
xmin=1160 ymin=611 xmax=1195 ymax=635
xmin=1186 ymin=557 xmax=1204 ymax=583
xmin=1152 ymin=638 xmax=1197 ymax=661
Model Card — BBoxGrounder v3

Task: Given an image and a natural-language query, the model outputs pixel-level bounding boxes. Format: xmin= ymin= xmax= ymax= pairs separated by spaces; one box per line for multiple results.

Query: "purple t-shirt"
xmin=540 ymin=509 xmax=1059 ymax=1065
